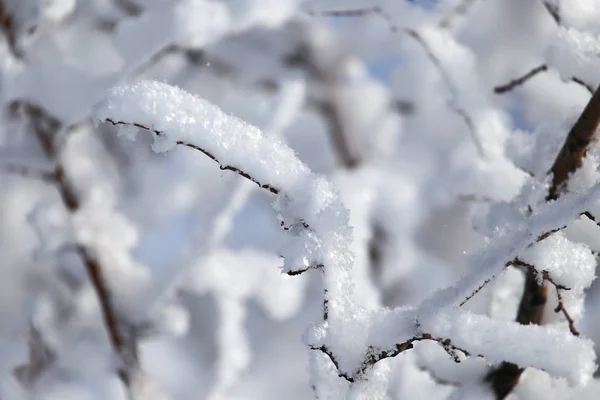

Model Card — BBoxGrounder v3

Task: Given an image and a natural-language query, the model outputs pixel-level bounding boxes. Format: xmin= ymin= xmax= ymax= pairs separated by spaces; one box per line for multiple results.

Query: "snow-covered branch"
xmin=94 ymin=80 xmax=599 ymax=394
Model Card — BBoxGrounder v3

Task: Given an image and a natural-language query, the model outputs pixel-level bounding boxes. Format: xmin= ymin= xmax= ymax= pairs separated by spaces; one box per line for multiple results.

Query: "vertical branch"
xmin=14 ymin=101 xmax=138 ymax=391
xmin=317 ymin=101 xmax=360 ymax=169
xmin=402 ymin=28 xmax=484 ymax=156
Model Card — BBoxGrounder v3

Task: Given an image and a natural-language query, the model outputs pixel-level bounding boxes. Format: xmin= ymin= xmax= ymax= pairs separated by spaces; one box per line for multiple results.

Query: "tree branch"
xmin=510 ymin=259 xmax=579 ymax=336
xmin=312 ymin=333 xmax=472 ymax=383
xmin=13 ymin=101 xmax=138 ymax=391
xmin=485 ymin=83 xmax=600 ymax=399
xmin=0 ymin=0 xmax=21 ymax=58
xmin=494 ymin=64 xmax=548 ymax=94
xmin=103 ymin=118 xmax=280 ymax=194
xmin=542 ymin=1 xmax=560 ymax=25
xmin=548 ymin=85 xmax=600 ymax=200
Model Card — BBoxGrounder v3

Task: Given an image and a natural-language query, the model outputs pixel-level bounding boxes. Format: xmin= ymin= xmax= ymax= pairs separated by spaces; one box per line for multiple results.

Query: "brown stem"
xmin=548 ymin=85 xmax=600 ymax=200
xmin=0 ymin=0 xmax=21 ymax=58
xmin=14 ymin=101 xmax=137 ymax=389
xmin=285 ymin=40 xmax=360 ymax=169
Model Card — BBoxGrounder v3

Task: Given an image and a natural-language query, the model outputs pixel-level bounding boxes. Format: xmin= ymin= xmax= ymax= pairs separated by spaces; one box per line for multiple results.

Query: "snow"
xmin=420 ymin=309 xmax=596 ymax=387
xmin=93 ymin=80 xmax=311 ymax=194
xmin=520 ymin=231 xmax=596 ymax=292
xmin=547 ymin=27 xmax=600 ymax=86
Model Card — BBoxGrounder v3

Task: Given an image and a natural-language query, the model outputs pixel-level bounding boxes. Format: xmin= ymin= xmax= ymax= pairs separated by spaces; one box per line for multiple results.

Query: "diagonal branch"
xmin=542 ymin=0 xmax=560 ymax=25
xmin=553 ymin=286 xmax=579 ymax=336
xmin=13 ymin=101 xmax=138 ymax=391
xmin=403 ymin=28 xmax=484 ymax=156
xmin=485 ymin=84 xmax=600 ymax=399
xmin=548 ymin=85 xmax=600 ymax=200
xmin=494 ymin=65 xmax=548 ymax=94
xmin=304 ymin=6 xmax=485 ymax=157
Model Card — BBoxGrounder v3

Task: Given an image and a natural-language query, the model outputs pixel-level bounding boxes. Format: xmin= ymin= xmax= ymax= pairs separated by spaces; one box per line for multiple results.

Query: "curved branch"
xmin=103 ymin=119 xmax=280 ymax=194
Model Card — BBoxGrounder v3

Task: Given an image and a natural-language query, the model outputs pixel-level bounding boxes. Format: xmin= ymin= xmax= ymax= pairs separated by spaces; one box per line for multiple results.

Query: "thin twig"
xmin=363 ymin=334 xmax=470 ymax=373
xmin=460 ymin=276 xmax=494 ymax=307
xmin=312 ymin=333 xmax=471 ymax=383
xmin=548 ymin=84 xmax=600 ymax=200
xmin=494 ymin=65 xmax=548 ymax=94
xmin=403 ymin=28 xmax=484 ymax=156
xmin=310 ymin=345 xmax=354 ymax=382
xmin=510 ymin=259 xmax=579 ymax=336
xmin=103 ymin=119 xmax=280 ymax=194
xmin=571 ymin=77 xmax=594 ymax=95
xmin=553 ymin=286 xmax=579 ymax=336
